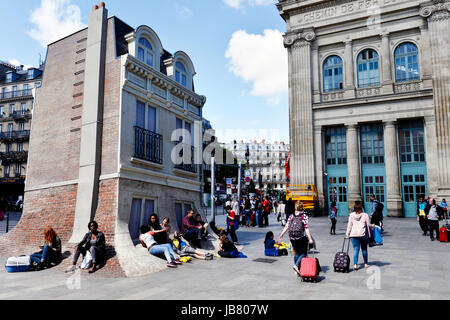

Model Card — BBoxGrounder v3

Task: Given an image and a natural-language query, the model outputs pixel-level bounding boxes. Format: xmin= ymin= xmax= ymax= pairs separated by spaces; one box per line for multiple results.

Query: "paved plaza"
xmin=0 ymin=212 xmax=449 ymax=300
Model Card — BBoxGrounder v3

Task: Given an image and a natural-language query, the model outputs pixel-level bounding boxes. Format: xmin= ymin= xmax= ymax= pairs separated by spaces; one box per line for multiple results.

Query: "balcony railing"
xmin=134 ymin=126 xmax=163 ymax=164
xmin=174 ymin=143 xmax=197 ymax=173
xmin=12 ymin=110 xmax=31 ymax=121
xmin=0 ymin=151 xmax=28 ymax=164
xmin=0 ymin=130 xmax=30 ymax=141
xmin=0 ymin=90 xmax=32 ymax=102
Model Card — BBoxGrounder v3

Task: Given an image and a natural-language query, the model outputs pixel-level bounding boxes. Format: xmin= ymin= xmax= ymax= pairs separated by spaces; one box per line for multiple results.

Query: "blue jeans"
xmin=30 ymin=245 xmax=59 ymax=265
xmin=351 ymin=237 xmax=368 ymax=265
xmin=149 ymin=243 xmax=177 ymax=263
xmin=291 ymin=237 xmax=308 ymax=268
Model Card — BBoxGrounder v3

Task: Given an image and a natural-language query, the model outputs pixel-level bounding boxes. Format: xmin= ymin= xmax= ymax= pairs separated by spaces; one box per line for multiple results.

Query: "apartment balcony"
xmin=0 ymin=151 xmax=28 ymax=164
xmin=12 ymin=110 xmax=32 ymax=122
xmin=0 ymin=130 xmax=30 ymax=142
xmin=174 ymin=143 xmax=197 ymax=174
xmin=134 ymin=126 xmax=163 ymax=165
xmin=0 ymin=90 xmax=33 ymax=103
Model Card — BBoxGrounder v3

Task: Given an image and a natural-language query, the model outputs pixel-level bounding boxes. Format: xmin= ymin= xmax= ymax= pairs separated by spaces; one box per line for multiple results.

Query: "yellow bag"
xmin=172 ymin=239 xmax=180 ymax=250
xmin=179 ymin=256 xmax=191 ymax=263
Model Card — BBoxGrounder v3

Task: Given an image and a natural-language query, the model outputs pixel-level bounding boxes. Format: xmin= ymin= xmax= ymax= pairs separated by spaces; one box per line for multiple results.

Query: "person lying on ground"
xmin=139 ymin=226 xmax=182 ymax=268
xmin=173 ymin=231 xmax=213 ymax=260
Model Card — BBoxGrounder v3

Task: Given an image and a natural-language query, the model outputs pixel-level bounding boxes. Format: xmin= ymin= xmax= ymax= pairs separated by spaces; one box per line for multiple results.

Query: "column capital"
xmin=283 ymin=29 xmax=316 ymax=48
xmin=345 ymin=123 xmax=358 ymax=130
xmin=314 ymin=125 xmax=324 ymax=133
xmin=343 ymin=38 xmax=352 ymax=46
xmin=383 ymin=120 xmax=397 ymax=128
xmin=420 ymin=1 xmax=450 ymax=20
xmin=381 ymin=31 xmax=390 ymax=38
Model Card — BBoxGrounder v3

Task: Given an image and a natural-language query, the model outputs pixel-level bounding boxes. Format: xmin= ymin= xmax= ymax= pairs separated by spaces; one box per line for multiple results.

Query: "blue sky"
xmin=0 ymin=0 xmax=289 ymax=143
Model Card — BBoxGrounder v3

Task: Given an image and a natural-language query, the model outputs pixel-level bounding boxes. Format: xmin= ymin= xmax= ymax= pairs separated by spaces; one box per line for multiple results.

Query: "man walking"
xmin=417 ymin=197 xmax=430 ymax=236
xmin=427 ymin=199 xmax=441 ymax=241
xmin=369 ymin=195 xmax=384 ymax=227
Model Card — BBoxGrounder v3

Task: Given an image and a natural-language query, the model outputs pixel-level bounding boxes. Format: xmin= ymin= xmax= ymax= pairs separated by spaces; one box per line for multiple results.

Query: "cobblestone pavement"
xmin=0 ymin=212 xmax=449 ymax=300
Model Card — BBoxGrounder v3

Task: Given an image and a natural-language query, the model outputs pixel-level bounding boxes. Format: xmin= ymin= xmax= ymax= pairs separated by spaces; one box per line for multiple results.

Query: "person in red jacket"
xmin=226 ymin=206 xmax=239 ymax=245
xmin=263 ymin=196 xmax=271 ymax=227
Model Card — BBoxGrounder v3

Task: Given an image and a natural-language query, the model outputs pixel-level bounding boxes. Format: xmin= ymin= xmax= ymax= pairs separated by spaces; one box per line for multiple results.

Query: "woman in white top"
xmin=139 ymin=225 xmax=182 ymax=268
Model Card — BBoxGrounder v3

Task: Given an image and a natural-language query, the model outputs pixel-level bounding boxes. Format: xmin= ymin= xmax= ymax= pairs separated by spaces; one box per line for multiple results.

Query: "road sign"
xmin=245 ymin=177 xmax=251 ymax=183
xmin=226 ymin=178 xmax=232 ymax=185
xmin=244 ymin=169 xmax=251 ymax=177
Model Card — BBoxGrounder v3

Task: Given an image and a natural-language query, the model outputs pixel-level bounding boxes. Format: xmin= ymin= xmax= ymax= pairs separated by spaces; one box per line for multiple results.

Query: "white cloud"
xmin=225 ymin=29 xmax=288 ymax=105
xmin=28 ymin=0 xmax=86 ymax=47
xmin=176 ymin=5 xmax=193 ymax=18
xmin=222 ymin=0 xmax=275 ymax=10
xmin=8 ymin=60 xmax=33 ymax=70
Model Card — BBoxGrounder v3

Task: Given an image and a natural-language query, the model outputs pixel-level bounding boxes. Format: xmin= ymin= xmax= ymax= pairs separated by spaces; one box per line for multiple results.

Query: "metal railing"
xmin=174 ymin=143 xmax=197 ymax=173
xmin=0 ymin=130 xmax=30 ymax=141
xmin=0 ymin=151 xmax=28 ymax=163
xmin=12 ymin=110 xmax=31 ymax=120
xmin=0 ymin=90 xmax=32 ymax=101
xmin=134 ymin=126 xmax=163 ymax=164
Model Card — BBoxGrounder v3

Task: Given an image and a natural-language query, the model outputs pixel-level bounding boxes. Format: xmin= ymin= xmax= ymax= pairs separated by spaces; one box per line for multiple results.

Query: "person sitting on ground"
xmin=161 ymin=217 xmax=172 ymax=243
xmin=30 ymin=227 xmax=62 ymax=270
xmin=264 ymin=231 xmax=288 ymax=257
xmin=139 ymin=226 xmax=182 ymax=268
xmin=66 ymin=221 xmax=106 ymax=274
xmin=209 ymin=221 xmax=228 ymax=237
xmin=148 ymin=214 xmax=168 ymax=244
xmin=181 ymin=210 xmax=203 ymax=248
xmin=172 ymin=231 xmax=213 ymax=260
xmin=218 ymin=234 xmax=246 ymax=258
xmin=195 ymin=213 xmax=209 ymax=239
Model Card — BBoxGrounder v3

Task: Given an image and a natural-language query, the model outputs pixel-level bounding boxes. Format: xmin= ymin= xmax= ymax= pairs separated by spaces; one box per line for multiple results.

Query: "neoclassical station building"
xmin=277 ymin=0 xmax=450 ymax=217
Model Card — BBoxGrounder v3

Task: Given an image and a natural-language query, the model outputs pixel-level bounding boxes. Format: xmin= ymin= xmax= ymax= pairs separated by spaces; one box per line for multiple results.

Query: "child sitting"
xmin=218 ymin=234 xmax=247 ymax=258
xmin=264 ymin=231 xmax=288 ymax=257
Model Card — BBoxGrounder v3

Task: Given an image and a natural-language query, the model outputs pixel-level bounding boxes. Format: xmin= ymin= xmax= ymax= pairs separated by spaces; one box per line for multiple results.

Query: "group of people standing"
xmin=417 ymin=196 xmax=448 ymax=241
xmin=238 ymin=195 xmax=282 ymax=228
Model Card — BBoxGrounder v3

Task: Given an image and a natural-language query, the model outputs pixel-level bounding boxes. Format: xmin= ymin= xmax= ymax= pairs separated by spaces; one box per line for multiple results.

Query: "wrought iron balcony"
xmin=0 ymin=90 xmax=32 ymax=102
xmin=134 ymin=126 xmax=163 ymax=164
xmin=0 ymin=151 xmax=28 ymax=164
xmin=174 ymin=143 xmax=197 ymax=173
xmin=0 ymin=130 xmax=30 ymax=142
xmin=12 ymin=110 xmax=32 ymax=121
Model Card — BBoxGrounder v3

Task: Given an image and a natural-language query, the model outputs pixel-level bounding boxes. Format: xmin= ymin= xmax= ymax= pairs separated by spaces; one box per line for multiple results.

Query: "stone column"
xmin=346 ymin=123 xmax=362 ymax=210
xmin=284 ymin=29 xmax=316 ymax=186
xmin=311 ymin=44 xmax=321 ymax=103
xmin=419 ymin=24 xmax=433 ymax=88
xmin=343 ymin=39 xmax=355 ymax=99
xmin=314 ymin=126 xmax=326 ymax=211
xmin=420 ymin=1 xmax=450 ymax=199
xmin=381 ymin=32 xmax=394 ymax=94
xmin=383 ymin=121 xmax=403 ymax=217
xmin=424 ymin=115 xmax=439 ymax=198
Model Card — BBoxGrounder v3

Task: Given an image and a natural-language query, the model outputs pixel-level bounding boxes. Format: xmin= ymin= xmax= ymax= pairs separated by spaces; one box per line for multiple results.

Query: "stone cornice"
xmin=283 ymin=29 xmax=316 ymax=48
xmin=125 ymin=55 xmax=206 ymax=108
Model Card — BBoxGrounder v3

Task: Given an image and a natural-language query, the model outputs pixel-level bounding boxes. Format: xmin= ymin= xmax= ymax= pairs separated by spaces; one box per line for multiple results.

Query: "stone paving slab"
xmin=0 ymin=213 xmax=449 ymax=300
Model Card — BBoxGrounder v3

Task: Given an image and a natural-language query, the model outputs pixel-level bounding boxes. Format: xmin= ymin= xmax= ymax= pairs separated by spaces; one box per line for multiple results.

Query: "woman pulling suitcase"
xmin=346 ymin=201 xmax=371 ymax=270
xmin=279 ymin=201 xmax=314 ymax=276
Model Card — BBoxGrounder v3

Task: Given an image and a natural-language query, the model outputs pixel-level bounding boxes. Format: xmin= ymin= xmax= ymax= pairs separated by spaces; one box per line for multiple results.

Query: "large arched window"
xmin=394 ymin=42 xmax=420 ymax=82
xmin=357 ymin=49 xmax=380 ymax=88
xmin=175 ymin=61 xmax=188 ymax=87
xmin=323 ymin=55 xmax=343 ymax=92
xmin=138 ymin=38 xmax=154 ymax=67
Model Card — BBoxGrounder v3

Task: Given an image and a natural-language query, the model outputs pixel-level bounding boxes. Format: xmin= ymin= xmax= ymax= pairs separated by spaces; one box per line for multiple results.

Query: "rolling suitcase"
xmin=299 ymin=250 xmax=320 ymax=282
xmin=334 ymin=238 xmax=350 ymax=273
xmin=439 ymin=218 xmax=449 ymax=243
xmin=5 ymin=255 xmax=31 ymax=273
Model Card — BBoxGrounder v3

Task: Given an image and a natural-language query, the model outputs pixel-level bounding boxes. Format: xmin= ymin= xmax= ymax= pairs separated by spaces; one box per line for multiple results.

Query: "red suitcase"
xmin=439 ymin=219 xmax=449 ymax=242
xmin=299 ymin=251 xmax=320 ymax=282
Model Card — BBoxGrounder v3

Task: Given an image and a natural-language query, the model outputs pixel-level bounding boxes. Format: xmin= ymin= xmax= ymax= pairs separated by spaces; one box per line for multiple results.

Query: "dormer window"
xmin=137 ymin=38 xmax=154 ymax=67
xmin=6 ymin=73 xmax=13 ymax=83
xmin=27 ymin=69 xmax=35 ymax=80
xmin=175 ymin=62 xmax=187 ymax=87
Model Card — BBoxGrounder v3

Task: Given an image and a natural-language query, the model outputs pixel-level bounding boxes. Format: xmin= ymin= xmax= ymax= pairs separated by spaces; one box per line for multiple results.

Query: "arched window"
xmin=175 ymin=61 xmax=188 ymax=87
xmin=138 ymin=38 xmax=154 ymax=67
xmin=357 ymin=49 xmax=380 ymax=88
xmin=394 ymin=42 xmax=420 ymax=82
xmin=323 ymin=55 xmax=343 ymax=92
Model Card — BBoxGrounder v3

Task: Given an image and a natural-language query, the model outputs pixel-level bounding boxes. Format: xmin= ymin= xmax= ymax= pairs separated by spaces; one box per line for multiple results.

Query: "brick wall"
xmin=0 ymin=184 xmax=77 ymax=257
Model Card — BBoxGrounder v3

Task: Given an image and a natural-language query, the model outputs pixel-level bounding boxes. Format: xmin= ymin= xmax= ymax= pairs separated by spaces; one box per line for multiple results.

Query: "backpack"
xmin=288 ymin=213 xmax=306 ymax=240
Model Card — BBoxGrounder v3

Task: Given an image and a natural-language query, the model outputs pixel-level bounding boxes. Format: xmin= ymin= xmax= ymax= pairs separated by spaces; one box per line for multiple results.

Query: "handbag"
xmin=81 ymin=251 xmax=93 ymax=269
